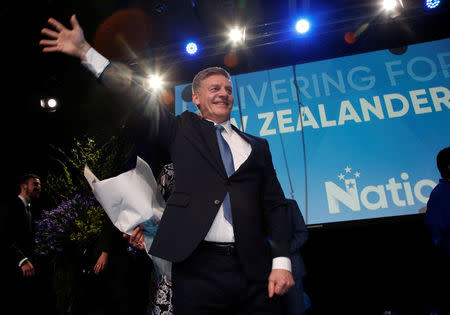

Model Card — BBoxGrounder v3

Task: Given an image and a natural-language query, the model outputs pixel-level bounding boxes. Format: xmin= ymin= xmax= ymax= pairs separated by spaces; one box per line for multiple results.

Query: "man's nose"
xmin=218 ymin=89 xmax=228 ymax=98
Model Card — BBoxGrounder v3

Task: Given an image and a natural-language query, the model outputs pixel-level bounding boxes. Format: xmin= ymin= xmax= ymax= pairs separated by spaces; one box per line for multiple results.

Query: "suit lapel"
xmin=182 ymin=114 xmax=228 ymax=178
xmin=181 ymin=113 xmax=261 ymax=178
xmin=231 ymin=126 xmax=259 ymax=175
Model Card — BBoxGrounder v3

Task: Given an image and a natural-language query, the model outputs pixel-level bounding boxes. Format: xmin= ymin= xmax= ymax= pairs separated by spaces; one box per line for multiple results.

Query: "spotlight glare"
xmin=48 ymin=98 xmax=57 ymax=108
xmin=425 ymin=0 xmax=440 ymax=9
xmin=228 ymin=27 xmax=244 ymax=43
xmin=295 ymin=19 xmax=310 ymax=34
xmin=383 ymin=0 xmax=397 ymax=10
xmin=185 ymin=42 xmax=198 ymax=55
xmin=40 ymin=97 xmax=59 ymax=112
xmin=146 ymin=74 xmax=163 ymax=91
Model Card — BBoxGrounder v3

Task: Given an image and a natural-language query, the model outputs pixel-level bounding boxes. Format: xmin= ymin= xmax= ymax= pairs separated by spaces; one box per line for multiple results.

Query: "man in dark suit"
xmin=40 ymin=15 xmax=294 ymax=314
xmin=3 ymin=174 xmax=42 ymax=313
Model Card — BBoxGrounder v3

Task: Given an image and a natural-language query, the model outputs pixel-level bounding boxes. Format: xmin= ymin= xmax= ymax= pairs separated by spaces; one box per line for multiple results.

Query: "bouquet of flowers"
xmin=32 ymin=131 xmax=132 ymax=314
xmin=34 ymin=194 xmax=105 ymax=257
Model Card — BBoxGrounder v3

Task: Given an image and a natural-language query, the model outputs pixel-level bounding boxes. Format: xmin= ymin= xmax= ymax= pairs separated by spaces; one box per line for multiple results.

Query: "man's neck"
xmin=204 ymin=117 xmax=229 ymax=125
xmin=18 ymin=193 xmax=30 ymax=203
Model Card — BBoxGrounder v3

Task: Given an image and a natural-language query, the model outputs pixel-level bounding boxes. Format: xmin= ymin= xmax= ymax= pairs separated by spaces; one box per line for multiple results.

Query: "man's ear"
xmin=192 ymin=93 xmax=200 ymax=110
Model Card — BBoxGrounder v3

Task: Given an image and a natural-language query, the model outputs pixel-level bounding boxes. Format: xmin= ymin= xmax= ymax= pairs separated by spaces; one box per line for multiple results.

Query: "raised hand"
xmin=40 ymin=14 xmax=91 ymax=61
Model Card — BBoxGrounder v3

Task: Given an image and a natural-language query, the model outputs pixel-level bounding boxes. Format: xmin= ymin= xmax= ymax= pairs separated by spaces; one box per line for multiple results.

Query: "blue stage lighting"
xmin=425 ymin=0 xmax=440 ymax=9
xmin=295 ymin=18 xmax=310 ymax=34
xmin=185 ymin=42 xmax=198 ymax=55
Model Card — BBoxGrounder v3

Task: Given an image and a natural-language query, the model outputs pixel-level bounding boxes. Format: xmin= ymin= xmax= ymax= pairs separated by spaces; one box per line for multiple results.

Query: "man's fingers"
xmin=42 ymin=46 xmax=60 ymax=53
xmin=275 ymin=278 xmax=295 ymax=295
xmin=39 ymin=39 xmax=57 ymax=47
xmin=130 ymin=228 xmax=141 ymax=241
xmin=23 ymin=266 xmax=35 ymax=277
xmin=268 ymin=280 xmax=275 ymax=298
xmin=70 ymin=14 xmax=80 ymax=29
xmin=48 ymin=18 xmax=66 ymax=32
xmin=134 ymin=233 xmax=144 ymax=246
xmin=130 ymin=226 xmax=144 ymax=247
xmin=268 ymin=269 xmax=295 ymax=297
xmin=274 ymin=283 xmax=284 ymax=295
xmin=41 ymin=28 xmax=59 ymax=39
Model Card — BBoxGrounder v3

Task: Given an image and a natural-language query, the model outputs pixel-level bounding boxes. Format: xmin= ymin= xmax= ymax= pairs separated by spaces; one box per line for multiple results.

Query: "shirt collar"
xmin=205 ymin=119 xmax=233 ymax=135
xmin=18 ymin=195 xmax=28 ymax=208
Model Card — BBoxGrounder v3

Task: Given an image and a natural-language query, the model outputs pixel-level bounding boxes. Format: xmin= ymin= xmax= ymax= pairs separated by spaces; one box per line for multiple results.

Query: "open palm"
xmin=40 ymin=14 xmax=91 ymax=60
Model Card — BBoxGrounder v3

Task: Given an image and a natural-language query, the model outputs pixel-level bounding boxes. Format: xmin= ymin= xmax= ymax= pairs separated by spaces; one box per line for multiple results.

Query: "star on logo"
xmin=338 ymin=173 xmax=345 ymax=180
xmin=345 ymin=166 xmax=351 ymax=173
xmin=347 ymin=182 xmax=355 ymax=189
xmin=354 ymin=172 xmax=360 ymax=178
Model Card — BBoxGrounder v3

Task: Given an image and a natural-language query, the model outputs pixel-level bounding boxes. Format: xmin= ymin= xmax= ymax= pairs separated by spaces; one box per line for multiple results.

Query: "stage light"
xmin=48 ymin=98 xmax=57 ymax=108
xmin=383 ymin=0 xmax=398 ymax=10
xmin=295 ymin=18 xmax=310 ymax=34
xmin=185 ymin=42 xmax=198 ymax=55
xmin=425 ymin=0 xmax=440 ymax=9
xmin=40 ymin=97 xmax=59 ymax=112
xmin=146 ymin=74 xmax=163 ymax=91
xmin=228 ymin=27 xmax=245 ymax=44
xmin=382 ymin=0 xmax=404 ymax=18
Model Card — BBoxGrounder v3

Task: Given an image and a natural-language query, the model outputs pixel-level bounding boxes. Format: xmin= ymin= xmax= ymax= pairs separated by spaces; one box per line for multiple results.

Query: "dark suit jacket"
xmin=101 ymin=63 xmax=290 ymax=281
xmin=286 ymin=199 xmax=308 ymax=279
xmin=4 ymin=196 xmax=34 ymax=272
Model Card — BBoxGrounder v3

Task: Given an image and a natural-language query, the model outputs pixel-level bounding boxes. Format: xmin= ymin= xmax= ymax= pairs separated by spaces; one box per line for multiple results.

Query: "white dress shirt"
xmin=81 ymin=47 xmax=291 ymax=271
xmin=204 ymin=120 xmax=250 ymax=243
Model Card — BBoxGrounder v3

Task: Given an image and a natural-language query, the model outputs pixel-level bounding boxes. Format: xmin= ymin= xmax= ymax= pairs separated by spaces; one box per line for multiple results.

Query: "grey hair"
xmin=192 ymin=67 xmax=231 ymax=94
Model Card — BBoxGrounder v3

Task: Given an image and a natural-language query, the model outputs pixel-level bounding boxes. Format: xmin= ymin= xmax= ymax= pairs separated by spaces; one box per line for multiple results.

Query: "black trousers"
xmin=172 ymin=242 xmax=282 ymax=315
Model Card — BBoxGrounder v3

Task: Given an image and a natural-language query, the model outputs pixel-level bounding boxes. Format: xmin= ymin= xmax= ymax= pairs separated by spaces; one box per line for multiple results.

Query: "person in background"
xmin=3 ymin=174 xmax=43 ymax=314
xmin=425 ymin=146 xmax=450 ymax=314
xmin=93 ymin=204 xmax=156 ymax=315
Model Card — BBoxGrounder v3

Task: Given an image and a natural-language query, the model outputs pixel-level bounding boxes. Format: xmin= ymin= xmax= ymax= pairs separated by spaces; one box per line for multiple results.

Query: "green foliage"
xmin=38 ymin=126 xmax=134 ymax=314
xmin=70 ymin=202 xmax=106 ymax=256
xmin=45 ymin=125 xmax=133 ymax=208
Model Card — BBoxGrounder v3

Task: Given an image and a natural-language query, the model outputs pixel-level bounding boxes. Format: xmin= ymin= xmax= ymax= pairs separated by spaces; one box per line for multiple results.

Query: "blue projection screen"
xmin=175 ymin=38 xmax=450 ymax=225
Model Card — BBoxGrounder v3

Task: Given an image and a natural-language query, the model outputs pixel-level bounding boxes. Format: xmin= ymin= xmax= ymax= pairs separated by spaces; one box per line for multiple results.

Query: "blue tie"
xmin=215 ymin=125 xmax=235 ymax=224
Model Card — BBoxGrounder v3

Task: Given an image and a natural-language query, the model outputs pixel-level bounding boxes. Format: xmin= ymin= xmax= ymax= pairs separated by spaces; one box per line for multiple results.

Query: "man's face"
xmin=192 ymin=74 xmax=234 ymax=124
xmin=24 ymin=178 xmax=41 ymax=200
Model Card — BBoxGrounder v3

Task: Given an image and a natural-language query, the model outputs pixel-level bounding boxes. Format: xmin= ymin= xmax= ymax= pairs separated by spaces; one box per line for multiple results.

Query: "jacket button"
xmin=214 ymin=200 xmax=220 ymax=205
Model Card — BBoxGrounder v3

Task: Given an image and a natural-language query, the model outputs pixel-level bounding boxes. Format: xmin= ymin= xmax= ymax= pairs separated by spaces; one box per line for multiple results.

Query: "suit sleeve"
xmin=287 ymin=199 xmax=308 ymax=253
xmin=261 ymin=139 xmax=290 ymax=258
xmin=5 ymin=201 xmax=28 ymax=265
xmin=98 ymin=62 xmax=176 ymax=168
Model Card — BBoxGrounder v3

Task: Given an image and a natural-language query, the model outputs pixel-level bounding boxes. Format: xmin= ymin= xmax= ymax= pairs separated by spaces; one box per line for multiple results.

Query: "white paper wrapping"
xmin=84 ymin=156 xmax=171 ymax=278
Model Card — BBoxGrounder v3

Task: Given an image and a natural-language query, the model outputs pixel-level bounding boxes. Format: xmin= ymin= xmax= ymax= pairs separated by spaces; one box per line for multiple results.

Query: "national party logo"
xmin=324 ymin=166 xmax=437 ymax=214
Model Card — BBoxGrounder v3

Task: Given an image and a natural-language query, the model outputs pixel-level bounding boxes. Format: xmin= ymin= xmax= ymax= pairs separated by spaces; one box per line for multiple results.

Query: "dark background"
xmin=2 ymin=0 xmax=449 ymax=313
